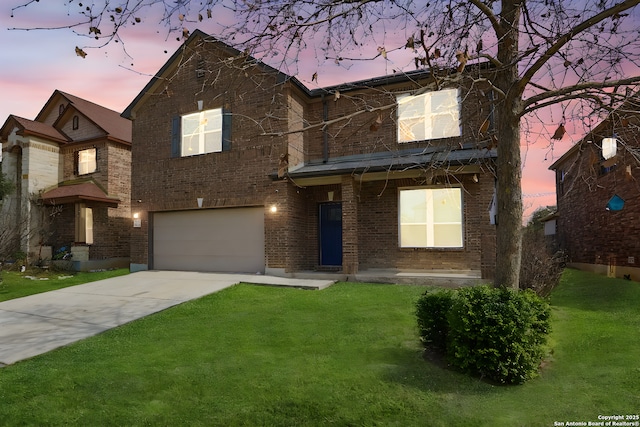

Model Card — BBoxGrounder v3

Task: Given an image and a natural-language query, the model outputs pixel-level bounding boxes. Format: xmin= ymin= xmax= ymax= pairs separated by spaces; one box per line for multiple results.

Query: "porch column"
xmin=341 ymin=175 xmax=359 ymax=274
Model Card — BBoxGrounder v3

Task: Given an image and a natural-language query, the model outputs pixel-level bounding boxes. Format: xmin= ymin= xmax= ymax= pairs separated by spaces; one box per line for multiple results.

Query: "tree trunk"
xmin=495 ymin=104 xmax=523 ymax=289
xmin=494 ymin=0 xmax=524 ymax=289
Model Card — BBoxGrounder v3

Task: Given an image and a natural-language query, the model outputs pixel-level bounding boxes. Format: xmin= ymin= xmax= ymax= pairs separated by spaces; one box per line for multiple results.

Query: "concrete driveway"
xmin=0 ymin=270 xmax=335 ymax=366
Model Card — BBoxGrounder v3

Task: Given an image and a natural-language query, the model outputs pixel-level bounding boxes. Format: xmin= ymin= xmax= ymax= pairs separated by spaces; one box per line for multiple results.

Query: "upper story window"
xmin=602 ymin=137 xmax=617 ymax=160
xmin=397 ymin=88 xmax=461 ymax=143
xmin=399 ymin=187 xmax=463 ymax=248
xmin=76 ymin=148 xmax=97 ymax=175
xmin=182 ymin=109 xmax=222 ymax=156
xmin=171 ymin=107 xmax=231 ymax=158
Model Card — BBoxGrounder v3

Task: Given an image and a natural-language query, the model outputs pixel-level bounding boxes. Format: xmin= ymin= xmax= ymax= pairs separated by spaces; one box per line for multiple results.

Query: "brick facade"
xmin=125 ymin=30 xmax=497 ymax=278
xmin=552 ymin=111 xmax=640 ymax=278
xmin=0 ymin=91 xmax=132 ymax=267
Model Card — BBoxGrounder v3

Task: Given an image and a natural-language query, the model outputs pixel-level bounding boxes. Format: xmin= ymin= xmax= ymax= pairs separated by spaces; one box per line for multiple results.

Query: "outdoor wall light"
xmin=197 ymin=100 xmax=204 ymax=111
xmin=133 ymin=212 xmax=141 ymax=228
xmin=270 ymin=205 xmax=278 ymax=213
xmin=197 ymin=197 xmax=204 ymax=208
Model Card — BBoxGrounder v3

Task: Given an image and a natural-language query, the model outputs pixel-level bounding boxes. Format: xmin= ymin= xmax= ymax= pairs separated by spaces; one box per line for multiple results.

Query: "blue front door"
xmin=319 ymin=202 xmax=342 ymax=266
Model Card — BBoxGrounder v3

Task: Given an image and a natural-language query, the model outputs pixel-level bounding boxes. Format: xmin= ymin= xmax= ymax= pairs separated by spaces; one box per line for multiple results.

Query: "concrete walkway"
xmin=0 ymin=271 xmax=335 ymax=367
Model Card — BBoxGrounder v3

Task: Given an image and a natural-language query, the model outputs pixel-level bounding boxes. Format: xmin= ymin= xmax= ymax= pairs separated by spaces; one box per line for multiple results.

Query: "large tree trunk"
xmin=494 ymin=0 xmax=524 ymax=289
xmin=495 ymin=104 xmax=523 ymax=289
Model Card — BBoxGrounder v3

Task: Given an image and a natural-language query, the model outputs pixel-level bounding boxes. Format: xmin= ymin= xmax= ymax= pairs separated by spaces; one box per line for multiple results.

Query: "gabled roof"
xmin=41 ymin=180 xmax=120 ymax=207
xmin=0 ymin=114 xmax=68 ymax=143
xmin=36 ymin=90 xmax=131 ymax=144
xmin=122 ymin=29 xmax=305 ymax=119
xmin=122 ymin=29 xmax=485 ymax=119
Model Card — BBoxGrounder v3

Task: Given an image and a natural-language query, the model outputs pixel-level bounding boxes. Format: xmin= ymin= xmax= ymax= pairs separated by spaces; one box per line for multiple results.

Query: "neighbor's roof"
xmin=41 ymin=181 xmax=120 ymax=207
xmin=56 ymin=91 xmax=132 ymax=143
xmin=0 ymin=115 xmax=68 ymax=142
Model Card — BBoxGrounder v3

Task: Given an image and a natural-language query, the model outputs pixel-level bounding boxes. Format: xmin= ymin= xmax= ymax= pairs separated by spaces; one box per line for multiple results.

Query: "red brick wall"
xmin=130 ymin=40 xmax=290 ymax=268
xmin=129 ymin=35 xmax=497 ymax=275
xmin=303 ymin=78 xmax=492 ymax=162
xmin=555 ymin=126 xmax=640 ymax=270
xmin=48 ymin=140 xmax=131 ymax=261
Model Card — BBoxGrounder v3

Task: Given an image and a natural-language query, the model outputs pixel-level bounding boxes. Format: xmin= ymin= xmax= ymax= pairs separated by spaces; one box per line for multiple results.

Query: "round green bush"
xmin=415 ymin=289 xmax=455 ymax=352
xmin=446 ymin=286 xmax=551 ymax=384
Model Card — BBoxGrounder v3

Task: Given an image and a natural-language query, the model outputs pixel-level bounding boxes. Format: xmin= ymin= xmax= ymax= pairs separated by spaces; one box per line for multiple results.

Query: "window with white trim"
xmin=77 ymin=148 xmax=97 ymax=175
xmin=75 ymin=203 xmax=93 ymax=245
xmin=397 ymin=89 xmax=461 ymax=142
xmin=399 ymin=187 xmax=463 ymax=248
xmin=181 ymin=108 xmax=223 ymax=156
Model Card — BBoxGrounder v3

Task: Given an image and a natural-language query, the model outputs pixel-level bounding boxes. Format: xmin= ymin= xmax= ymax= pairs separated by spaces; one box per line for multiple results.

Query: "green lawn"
xmin=0 ymin=269 xmax=637 ymax=426
xmin=0 ymin=268 xmax=130 ymax=302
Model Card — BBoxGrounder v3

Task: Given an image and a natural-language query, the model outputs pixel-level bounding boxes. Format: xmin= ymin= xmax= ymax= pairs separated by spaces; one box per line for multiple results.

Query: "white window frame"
xmin=78 ymin=148 xmax=97 ymax=175
xmin=75 ymin=203 xmax=93 ymax=245
xmin=398 ymin=187 xmax=463 ymax=248
xmin=181 ymin=108 xmax=223 ymax=156
xmin=397 ymin=88 xmax=461 ymax=143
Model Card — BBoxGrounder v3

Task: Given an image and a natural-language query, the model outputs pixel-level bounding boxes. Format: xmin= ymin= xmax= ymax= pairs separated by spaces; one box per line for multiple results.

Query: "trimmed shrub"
xmin=415 ymin=289 xmax=455 ymax=352
xmin=446 ymin=286 xmax=551 ymax=384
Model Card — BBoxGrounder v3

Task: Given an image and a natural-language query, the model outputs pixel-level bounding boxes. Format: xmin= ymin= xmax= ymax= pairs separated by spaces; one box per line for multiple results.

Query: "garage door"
xmin=153 ymin=207 xmax=265 ymax=273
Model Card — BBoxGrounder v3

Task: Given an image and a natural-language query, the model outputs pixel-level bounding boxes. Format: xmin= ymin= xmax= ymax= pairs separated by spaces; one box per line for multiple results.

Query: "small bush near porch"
xmin=0 ymin=269 xmax=637 ymax=426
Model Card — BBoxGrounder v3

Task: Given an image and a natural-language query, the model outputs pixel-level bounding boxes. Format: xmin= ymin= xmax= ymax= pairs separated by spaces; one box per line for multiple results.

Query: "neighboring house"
xmin=550 ymin=97 xmax=640 ymax=279
xmin=0 ymin=91 xmax=132 ymax=270
xmin=123 ymin=30 xmax=498 ymax=281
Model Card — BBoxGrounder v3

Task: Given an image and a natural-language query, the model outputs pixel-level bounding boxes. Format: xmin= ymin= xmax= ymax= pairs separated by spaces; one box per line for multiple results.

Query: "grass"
xmin=0 ymin=268 xmax=130 ymax=302
xmin=0 ymin=269 xmax=638 ymax=426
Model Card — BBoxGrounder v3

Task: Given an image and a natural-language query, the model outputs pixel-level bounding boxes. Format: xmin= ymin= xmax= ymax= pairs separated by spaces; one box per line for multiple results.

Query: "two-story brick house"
xmin=550 ymin=97 xmax=640 ymax=279
xmin=0 ymin=91 xmax=132 ymax=269
xmin=123 ymin=30 xmax=498 ymax=282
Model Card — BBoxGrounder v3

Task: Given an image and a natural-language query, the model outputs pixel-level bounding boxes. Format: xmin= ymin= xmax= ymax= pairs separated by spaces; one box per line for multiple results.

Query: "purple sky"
xmin=0 ymin=1 xmax=577 ymax=222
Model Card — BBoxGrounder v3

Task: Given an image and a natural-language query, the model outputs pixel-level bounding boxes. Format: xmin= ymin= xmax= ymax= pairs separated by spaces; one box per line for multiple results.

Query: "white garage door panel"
xmin=153 ymin=207 xmax=265 ymax=273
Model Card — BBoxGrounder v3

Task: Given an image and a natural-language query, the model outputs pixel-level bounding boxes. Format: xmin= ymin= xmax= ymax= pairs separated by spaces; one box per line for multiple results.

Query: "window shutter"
xmin=222 ymin=107 xmax=232 ymax=152
xmin=171 ymin=116 xmax=181 ymax=158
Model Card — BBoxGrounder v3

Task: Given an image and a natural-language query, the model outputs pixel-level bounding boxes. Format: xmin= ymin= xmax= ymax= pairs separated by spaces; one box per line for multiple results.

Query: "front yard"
xmin=0 ymin=269 xmax=637 ymax=426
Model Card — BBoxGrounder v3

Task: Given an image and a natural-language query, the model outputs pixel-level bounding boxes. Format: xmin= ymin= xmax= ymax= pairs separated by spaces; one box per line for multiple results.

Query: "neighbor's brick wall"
xmin=556 ymin=124 xmax=640 ymax=270
xmin=49 ymin=140 xmax=132 ymax=261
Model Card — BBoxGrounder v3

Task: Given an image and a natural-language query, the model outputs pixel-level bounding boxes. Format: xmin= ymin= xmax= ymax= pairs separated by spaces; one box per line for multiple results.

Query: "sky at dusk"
xmin=0 ymin=1 xmax=579 ymax=222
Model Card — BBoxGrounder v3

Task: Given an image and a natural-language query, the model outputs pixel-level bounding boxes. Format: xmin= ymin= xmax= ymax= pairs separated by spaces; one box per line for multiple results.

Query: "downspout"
xmin=322 ymin=93 xmax=329 ymax=164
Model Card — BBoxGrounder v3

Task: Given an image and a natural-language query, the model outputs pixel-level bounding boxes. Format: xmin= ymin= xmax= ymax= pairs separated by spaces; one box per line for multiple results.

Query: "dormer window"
xmin=59 ymin=104 xmax=65 ymax=116
xmin=602 ymin=137 xmax=617 ymax=160
xmin=72 ymin=115 xmax=79 ymax=130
